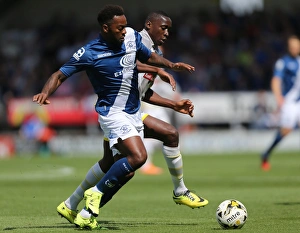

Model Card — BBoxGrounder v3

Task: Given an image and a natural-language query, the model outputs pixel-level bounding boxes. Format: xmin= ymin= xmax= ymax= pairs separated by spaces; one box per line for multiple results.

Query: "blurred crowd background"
xmin=2 ymin=1 xmax=300 ymax=96
xmin=1 ymin=0 xmax=300 ymax=156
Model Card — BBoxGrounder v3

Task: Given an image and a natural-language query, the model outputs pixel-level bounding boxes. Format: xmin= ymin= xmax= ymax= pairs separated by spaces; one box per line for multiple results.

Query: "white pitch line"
xmin=0 ymin=166 xmax=75 ymax=181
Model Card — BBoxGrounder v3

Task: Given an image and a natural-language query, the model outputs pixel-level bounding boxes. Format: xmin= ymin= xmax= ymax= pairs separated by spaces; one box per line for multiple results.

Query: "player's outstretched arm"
xmin=136 ymin=60 xmax=176 ymax=91
xmin=146 ymin=52 xmax=195 ymax=73
xmin=32 ymin=70 xmax=68 ymax=105
xmin=143 ymin=88 xmax=194 ymax=117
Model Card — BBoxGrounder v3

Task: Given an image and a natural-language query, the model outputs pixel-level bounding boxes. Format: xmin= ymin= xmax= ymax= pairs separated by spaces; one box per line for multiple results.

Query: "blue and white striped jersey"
xmin=60 ymin=27 xmax=152 ymax=116
xmin=273 ymin=54 xmax=300 ymax=96
xmin=284 ymin=57 xmax=300 ymax=102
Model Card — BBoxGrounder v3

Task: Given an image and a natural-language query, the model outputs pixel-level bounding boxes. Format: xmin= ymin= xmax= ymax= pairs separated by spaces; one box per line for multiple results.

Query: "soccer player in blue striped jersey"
xmin=261 ymin=35 xmax=300 ymax=171
xmin=33 ymin=5 xmax=195 ymax=229
xmin=56 ymin=11 xmax=208 ymax=229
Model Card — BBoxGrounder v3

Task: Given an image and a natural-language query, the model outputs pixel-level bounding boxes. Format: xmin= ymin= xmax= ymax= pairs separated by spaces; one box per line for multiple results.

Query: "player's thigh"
xmin=115 ymin=136 xmax=146 ymax=156
xmin=143 ymin=115 xmax=178 ymax=142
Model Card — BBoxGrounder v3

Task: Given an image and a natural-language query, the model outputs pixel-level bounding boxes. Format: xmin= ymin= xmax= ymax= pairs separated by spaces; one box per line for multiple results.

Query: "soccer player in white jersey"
xmin=33 ymin=5 xmax=197 ymax=230
xmin=138 ymin=11 xmax=179 ymax=175
xmin=261 ymin=35 xmax=300 ymax=171
xmin=138 ymin=11 xmax=208 ymax=207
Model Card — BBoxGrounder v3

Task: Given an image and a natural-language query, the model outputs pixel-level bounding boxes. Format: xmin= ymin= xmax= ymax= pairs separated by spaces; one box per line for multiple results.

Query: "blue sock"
xmin=96 ymin=157 xmax=134 ymax=193
xmin=100 ymin=173 xmax=134 ymax=208
xmin=261 ymin=131 xmax=283 ymax=162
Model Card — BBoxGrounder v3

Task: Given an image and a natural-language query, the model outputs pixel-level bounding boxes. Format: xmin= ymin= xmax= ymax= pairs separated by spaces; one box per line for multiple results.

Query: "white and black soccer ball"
xmin=216 ymin=199 xmax=248 ymax=229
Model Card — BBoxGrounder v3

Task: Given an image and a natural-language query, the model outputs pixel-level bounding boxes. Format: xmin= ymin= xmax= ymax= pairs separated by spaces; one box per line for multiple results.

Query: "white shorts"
xmin=99 ymin=111 xmax=144 ymax=156
xmin=280 ymin=101 xmax=300 ymax=128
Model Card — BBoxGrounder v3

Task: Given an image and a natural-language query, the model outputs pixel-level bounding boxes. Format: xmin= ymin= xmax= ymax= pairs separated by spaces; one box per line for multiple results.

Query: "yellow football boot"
xmin=173 ymin=190 xmax=209 ymax=208
xmin=57 ymin=201 xmax=77 ymax=224
xmin=84 ymin=188 xmax=103 ymax=217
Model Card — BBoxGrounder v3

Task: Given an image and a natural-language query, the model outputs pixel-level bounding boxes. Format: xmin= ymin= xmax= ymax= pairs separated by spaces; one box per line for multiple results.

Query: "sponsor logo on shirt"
xmin=120 ymin=54 xmax=135 ymax=67
xmin=114 ymin=54 xmax=136 ymax=77
xmin=97 ymin=52 xmax=112 ymax=58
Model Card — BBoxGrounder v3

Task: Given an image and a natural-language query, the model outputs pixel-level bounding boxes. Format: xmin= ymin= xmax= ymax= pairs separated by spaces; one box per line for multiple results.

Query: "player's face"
xmin=105 ymin=15 xmax=127 ymax=46
xmin=148 ymin=16 xmax=172 ymax=46
xmin=288 ymin=37 xmax=300 ymax=57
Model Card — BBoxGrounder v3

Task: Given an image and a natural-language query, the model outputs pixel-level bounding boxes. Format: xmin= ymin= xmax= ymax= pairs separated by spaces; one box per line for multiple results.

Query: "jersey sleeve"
xmin=59 ymin=46 xmax=92 ymax=77
xmin=273 ymin=58 xmax=285 ymax=79
xmin=135 ymin=31 xmax=152 ymax=63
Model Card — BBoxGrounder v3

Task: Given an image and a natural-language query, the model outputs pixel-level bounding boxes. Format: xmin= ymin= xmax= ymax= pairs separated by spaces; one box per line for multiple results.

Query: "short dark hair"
xmin=97 ymin=5 xmax=125 ymax=26
xmin=145 ymin=11 xmax=170 ymax=23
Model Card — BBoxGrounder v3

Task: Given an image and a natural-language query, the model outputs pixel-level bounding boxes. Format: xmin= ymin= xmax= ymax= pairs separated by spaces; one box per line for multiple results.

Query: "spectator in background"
xmin=19 ymin=112 xmax=55 ymax=156
xmin=250 ymin=90 xmax=279 ymax=129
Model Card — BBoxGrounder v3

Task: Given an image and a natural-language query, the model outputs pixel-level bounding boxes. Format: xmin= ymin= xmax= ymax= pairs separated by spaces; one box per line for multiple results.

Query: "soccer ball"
xmin=216 ymin=199 xmax=248 ymax=229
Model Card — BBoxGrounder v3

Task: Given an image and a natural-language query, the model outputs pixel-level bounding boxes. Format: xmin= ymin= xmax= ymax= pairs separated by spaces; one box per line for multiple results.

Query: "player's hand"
xmin=157 ymin=69 xmax=176 ymax=91
xmin=33 ymin=93 xmax=51 ymax=105
xmin=171 ymin=62 xmax=195 ymax=73
xmin=173 ymin=99 xmax=194 ymax=117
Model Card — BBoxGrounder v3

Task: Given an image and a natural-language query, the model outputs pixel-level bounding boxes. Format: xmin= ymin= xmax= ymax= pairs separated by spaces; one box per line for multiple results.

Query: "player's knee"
xmin=164 ymin=125 xmax=179 ymax=145
xmin=127 ymin=150 xmax=147 ymax=169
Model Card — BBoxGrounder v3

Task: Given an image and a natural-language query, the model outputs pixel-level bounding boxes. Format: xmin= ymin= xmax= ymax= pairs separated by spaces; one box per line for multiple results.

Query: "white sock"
xmin=65 ymin=162 xmax=105 ymax=210
xmin=163 ymin=145 xmax=187 ymax=196
xmin=79 ymin=208 xmax=92 ymax=218
xmin=91 ymin=186 xmax=103 ymax=194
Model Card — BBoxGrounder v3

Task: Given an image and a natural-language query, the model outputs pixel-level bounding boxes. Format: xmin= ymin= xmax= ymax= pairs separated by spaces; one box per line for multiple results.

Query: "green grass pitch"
xmin=0 ymin=151 xmax=300 ymax=232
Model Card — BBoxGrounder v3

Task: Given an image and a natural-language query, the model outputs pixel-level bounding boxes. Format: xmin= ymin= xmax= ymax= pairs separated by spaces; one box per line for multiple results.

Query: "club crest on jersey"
xmin=73 ymin=47 xmax=85 ymax=61
xmin=126 ymin=41 xmax=136 ymax=51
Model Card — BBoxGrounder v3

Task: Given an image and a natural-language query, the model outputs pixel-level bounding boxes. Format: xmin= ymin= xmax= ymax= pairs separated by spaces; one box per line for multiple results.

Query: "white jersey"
xmin=138 ymin=29 xmax=163 ymax=99
xmin=138 ymin=29 xmax=179 ymax=122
